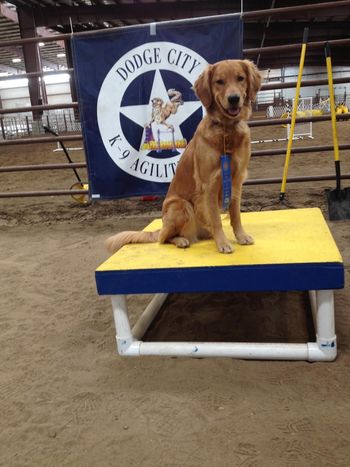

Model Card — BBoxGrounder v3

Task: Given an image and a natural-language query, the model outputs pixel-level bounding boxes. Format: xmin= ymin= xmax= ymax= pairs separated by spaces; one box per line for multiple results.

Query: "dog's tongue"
xmin=228 ymin=108 xmax=240 ymax=116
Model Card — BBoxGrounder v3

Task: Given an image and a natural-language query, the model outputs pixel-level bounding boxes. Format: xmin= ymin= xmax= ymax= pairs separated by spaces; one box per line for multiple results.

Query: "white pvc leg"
xmin=111 ymin=295 xmax=135 ymax=355
xmin=132 ymin=293 xmax=168 ymax=340
xmin=309 ymin=290 xmax=318 ymax=325
xmin=316 ymin=289 xmax=337 ymax=360
xmin=316 ymin=290 xmax=335 ymax=340
xmin=308 ymin=290 xmax=337 ymax=361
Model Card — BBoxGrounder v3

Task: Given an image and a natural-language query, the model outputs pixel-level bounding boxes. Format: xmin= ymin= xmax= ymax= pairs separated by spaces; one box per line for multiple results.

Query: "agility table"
xmin=96 ymin=208 xmax=344 ymax=361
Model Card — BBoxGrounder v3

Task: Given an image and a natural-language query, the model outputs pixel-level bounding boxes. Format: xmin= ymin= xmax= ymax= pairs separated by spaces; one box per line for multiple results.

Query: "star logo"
xmin=121 ymin=69 xmax=202 ymax=155
xmin=97 ymin=41 xmax=207 ymax=183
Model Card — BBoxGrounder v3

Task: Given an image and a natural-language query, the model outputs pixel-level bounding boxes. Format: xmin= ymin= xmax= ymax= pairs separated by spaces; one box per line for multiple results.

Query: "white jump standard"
xmin=96 ymin=208 xmax=344 ymax=361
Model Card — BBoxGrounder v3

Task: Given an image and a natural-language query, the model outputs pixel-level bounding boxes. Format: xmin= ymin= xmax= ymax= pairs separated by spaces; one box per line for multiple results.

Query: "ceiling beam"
xmin=255 ymin=51 xmax=350 ymax=69
xmin=36 ymin=26 xmax=65 ymax=48
xmin=31 ymin=0 xmax=350 ymax=28
xmin=243 ymin=0 xmax=350 ymax=20
xmin=32 ymin=3 xmax=232 ymax=27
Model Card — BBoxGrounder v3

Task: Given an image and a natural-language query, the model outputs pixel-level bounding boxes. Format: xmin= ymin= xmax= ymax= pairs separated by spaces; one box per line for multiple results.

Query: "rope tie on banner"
xmin=69 ymin=16 xmax=74 ymax=36
xmin=221 ymin=132 xmax=232 ymax=210
xmin=150 ymin=23 xmax=157 ymax=36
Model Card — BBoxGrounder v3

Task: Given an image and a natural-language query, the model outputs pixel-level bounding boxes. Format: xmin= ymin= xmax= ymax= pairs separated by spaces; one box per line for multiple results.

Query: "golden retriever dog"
xmin=106 ymin=59 xmax=262 ymax=254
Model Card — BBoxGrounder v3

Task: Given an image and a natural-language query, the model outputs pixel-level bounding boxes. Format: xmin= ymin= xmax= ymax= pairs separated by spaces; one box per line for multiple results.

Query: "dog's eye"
xmin=237 ymin=75 xmax=245 ymax=82
xmin=215 ymin=79 xmax=225 ymax=85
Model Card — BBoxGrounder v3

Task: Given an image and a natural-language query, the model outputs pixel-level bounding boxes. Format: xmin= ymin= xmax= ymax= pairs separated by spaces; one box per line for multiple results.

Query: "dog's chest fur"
xmin=200 ymin=118 xmax=249 ymax=155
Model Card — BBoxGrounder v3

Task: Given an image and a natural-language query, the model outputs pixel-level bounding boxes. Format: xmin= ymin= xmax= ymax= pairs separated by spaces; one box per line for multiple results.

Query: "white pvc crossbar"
xmin=110 ymin=289 xmax=337 ymax=361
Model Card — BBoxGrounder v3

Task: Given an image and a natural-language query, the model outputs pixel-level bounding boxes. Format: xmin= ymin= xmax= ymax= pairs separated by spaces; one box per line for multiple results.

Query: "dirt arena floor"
xmin=1 ymin=118 xmax=350 ymax=466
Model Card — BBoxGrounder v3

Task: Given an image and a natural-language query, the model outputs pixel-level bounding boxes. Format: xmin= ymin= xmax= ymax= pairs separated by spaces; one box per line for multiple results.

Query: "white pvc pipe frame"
xmin=111 ymin=289 xmax=337 ymax=361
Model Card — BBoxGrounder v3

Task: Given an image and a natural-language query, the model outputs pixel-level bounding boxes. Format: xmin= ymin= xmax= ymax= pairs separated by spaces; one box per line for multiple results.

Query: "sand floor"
xmin=0 ymin=119 xmax=350 ymax=466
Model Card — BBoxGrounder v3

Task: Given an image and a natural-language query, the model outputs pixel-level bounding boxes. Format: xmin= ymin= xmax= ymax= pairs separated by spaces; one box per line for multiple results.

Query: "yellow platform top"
xmin=97 ymin=208 xmax=342 ymax=272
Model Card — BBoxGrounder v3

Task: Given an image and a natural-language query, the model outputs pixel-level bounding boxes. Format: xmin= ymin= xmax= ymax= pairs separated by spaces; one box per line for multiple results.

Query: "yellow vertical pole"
xmin=279 ymin=28 xmax=308 ymax=201
xmin=325 ymin=42 xmax=341 ymax=192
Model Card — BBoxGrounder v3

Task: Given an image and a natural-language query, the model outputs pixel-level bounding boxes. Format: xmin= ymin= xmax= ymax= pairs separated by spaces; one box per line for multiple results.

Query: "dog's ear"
xmin=194 ymin=64 xmax=213 ymax=108
xmin=242 ymin=60 xmax=262 ymax=102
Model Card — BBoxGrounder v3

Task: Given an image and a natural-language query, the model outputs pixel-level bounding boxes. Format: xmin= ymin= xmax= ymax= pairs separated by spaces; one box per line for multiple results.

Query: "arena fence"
xmin=0 ymin=1 xmax=350 ymax=199
xmin=0 ymin=108 xmax=81 ymax=140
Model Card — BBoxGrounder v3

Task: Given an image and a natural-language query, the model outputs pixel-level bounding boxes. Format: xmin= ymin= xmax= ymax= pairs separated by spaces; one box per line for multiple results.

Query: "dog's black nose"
xmin=228 ymin=94 xmax=240 ymax=106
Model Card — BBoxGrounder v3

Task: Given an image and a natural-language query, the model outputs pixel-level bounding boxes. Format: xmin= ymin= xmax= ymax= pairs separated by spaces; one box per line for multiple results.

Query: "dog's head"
xmin=151 ymin=97 xmax=164 ymax=108
xmin=194 ymin=59 xmax=262 ymax=121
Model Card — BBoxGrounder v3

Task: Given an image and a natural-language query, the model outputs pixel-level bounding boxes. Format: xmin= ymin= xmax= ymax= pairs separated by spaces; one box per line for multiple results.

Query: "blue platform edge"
xmin=96 ymin=262 xmax=344 ymax=295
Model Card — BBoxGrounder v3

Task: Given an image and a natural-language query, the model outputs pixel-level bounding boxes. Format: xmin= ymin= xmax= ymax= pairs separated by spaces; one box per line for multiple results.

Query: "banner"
xmin=72 ymin=15 xmax=243 ymax=199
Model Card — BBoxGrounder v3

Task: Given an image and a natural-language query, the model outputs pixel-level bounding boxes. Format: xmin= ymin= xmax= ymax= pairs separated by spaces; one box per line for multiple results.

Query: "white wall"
xmin=260 ymin=66 xmax=350 ymax=103
xmin=282 ymin=66 xmax=349 ymax=101
xmin=0 ymin=78 xmax=31 ymax=109
xmin=0 ymin=74 xmax=72 ymax=109
xmin=45 ymin=82 xmax=72 ymax=105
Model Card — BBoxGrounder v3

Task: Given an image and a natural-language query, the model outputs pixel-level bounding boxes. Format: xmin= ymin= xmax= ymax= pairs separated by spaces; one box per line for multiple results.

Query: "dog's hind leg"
xmin=159 ymin=197 xmax=197 ymax=248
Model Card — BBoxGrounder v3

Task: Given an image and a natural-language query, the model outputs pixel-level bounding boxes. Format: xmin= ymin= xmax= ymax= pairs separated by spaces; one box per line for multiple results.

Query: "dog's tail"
xmin=105 ymin=230 xmax=160 ymax=254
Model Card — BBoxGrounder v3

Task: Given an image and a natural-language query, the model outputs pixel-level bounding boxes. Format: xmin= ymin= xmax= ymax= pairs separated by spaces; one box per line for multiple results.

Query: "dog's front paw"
xmin=216 ymin=240 xmax=233 ymax=254
xmin=172 ymin=237 xmax=190 ymax=248
xmin=236 ymin=233 xmax=254 ymax=245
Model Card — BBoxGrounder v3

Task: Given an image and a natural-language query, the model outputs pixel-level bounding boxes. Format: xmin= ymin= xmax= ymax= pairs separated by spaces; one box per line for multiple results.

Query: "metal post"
xmin=0 ymin=117 xmax=6 ymax=139
xmin=17 ymin=7 xmax=43 ymax=121
xmin=25 ymin=115 xmax=30 ymax=135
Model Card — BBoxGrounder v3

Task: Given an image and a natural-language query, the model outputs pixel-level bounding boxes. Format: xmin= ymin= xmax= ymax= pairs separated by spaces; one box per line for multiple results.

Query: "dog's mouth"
xmin=219 ymin=102 xmax=241 ymax=118
xmin=226 ymin=107 xmax=241 ymax=117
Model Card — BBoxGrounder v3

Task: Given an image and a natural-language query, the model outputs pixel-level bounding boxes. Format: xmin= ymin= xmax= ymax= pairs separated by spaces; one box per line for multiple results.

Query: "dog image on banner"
xmin=106 ymin=59 xmax=262 ymax=254
xmin=142 ymin=89 xmax=186 ymax=153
